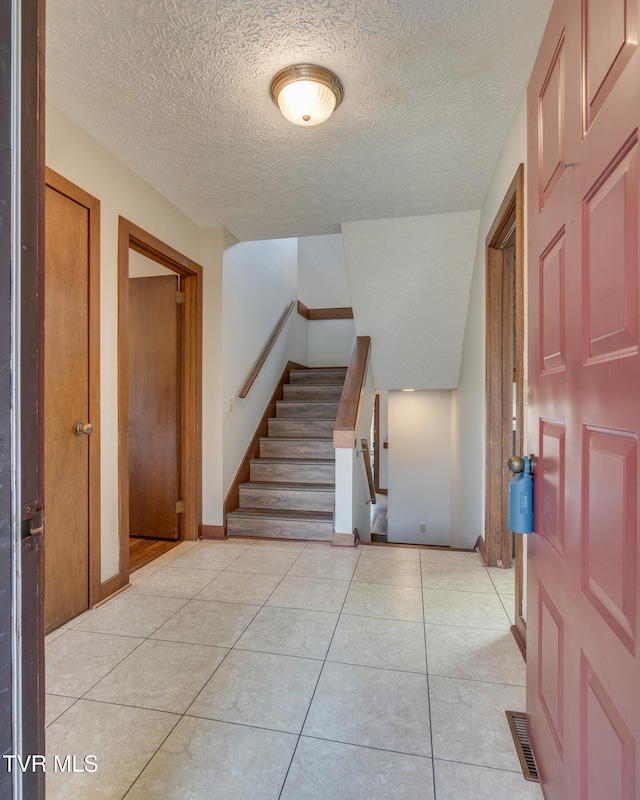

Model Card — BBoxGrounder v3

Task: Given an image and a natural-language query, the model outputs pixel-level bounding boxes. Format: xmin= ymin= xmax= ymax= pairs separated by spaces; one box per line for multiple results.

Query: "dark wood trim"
xmin=484 ymin=164 xmax=525 ymax=569
xmin=224 ymin=360 xmax=307 ymax=528
xmin=118 ymin=218 xmax=203 ymax=592
xmin=99 ymin=574 xmax=124 ymax=603
xmin=373 ymin=394 xmax=383 ymax=494
xmin=297 ymin=301 xmax=354 ymax=320
xmin=239 ymin=302 xmax=295 ymax=398
xmin=511 ymin=623 xmax=527 ymax=661
xmin=45 ymin=169 xmax=103 ymax=610
xmin=200 ymin=524 xmax=226 ymax=540
xmin=333 ymin=336 xmax=371 ymax=448
xmin=309 ymin=307 xmax=354 ymax=320
xmin=475 ymin=535 xmax=487 ymax=565
xmin=361 ymin=439 xmax=376 ymax=505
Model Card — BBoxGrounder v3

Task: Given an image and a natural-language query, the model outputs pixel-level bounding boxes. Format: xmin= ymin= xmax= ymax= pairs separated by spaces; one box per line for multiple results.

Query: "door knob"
xmin=74 ymin=421 xmax=93 ymax=436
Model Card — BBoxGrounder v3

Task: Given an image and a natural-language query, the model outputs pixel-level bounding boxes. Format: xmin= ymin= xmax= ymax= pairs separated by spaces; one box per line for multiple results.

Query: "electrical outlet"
xmin=228 ymin=397 xmax=233 ymax=412
xmin=419 ymin=523 xmax=427 ymax=533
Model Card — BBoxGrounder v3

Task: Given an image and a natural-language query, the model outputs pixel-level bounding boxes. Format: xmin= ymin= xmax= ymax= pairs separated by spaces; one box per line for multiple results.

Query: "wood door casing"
xmin=128 ymin=275 xmax=180 ymax=540
xmin=527 ymin=0 xmax=640 ymax=797
xmin=44 ymin=172 xmax=100 ymax=631
xmin=117 ymin=217 xmax=203 ymax=588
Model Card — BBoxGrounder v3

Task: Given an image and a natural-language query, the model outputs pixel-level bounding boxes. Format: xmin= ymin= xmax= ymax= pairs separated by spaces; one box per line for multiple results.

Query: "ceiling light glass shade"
xmin=270 ymin=64 xmax=344 ymax=127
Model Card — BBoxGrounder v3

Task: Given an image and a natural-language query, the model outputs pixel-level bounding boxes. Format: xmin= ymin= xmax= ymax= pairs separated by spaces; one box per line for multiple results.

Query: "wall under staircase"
xmin=227 ymin=367 xmax=348 ymax=541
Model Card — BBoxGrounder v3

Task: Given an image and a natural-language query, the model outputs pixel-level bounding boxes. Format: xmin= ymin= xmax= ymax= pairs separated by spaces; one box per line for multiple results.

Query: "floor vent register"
xmin=505 ymin=710 xmax=540 ymax=782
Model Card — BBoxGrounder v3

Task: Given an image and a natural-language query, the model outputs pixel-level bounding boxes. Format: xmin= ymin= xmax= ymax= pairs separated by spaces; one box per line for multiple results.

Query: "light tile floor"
xmin=45 ymin=539 xmax=542 ymax=800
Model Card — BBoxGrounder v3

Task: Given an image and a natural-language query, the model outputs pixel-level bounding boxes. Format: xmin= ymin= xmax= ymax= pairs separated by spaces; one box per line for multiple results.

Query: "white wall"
xmin=451 ymin=91 xmax=528 ymax=549
xmin=46 ymin=104 xmax=225 ymax=581
xmin=298 ymin=234 xmax=355 ymax=367
xmin=298 ymin=234 xmax=351 ymax=307
xmin=387 ymin=390 xmax=452 ymax=546
xmin=222 ymin=237 xmax=308 ymax=494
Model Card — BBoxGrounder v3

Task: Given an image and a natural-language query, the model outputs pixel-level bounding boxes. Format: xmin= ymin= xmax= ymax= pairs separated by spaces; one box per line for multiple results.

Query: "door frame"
xmin=481 ymin=164 xmax=527 ymax=649
xmin=117 ymin=218 xmax=202 ymax=585
xmin=44 ymin=168 xmax=102 ymax=611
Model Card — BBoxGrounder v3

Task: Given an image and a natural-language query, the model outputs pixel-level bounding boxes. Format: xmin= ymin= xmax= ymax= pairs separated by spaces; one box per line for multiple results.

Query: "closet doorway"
xmin=118 ymin=218 xmax=202 ymax=579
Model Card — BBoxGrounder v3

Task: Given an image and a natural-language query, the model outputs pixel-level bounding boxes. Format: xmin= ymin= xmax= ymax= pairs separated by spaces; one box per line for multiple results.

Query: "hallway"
xmin=45 ymin=539 xmax=541 ymax=799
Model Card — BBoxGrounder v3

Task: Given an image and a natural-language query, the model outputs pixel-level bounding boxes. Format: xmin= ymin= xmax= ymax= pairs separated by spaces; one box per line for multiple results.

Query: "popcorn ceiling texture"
xmin=46 ymin=0 xmax=551 ymax=241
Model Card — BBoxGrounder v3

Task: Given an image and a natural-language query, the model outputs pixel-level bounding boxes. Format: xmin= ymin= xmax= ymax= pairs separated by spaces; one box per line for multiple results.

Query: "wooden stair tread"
xmin=228 ymin=508 xmax=333 ymax=521
xmin=242 ymin=481 xmax=335 ymax=491
xmin=251 ymin=457 xmax=336 ymax=465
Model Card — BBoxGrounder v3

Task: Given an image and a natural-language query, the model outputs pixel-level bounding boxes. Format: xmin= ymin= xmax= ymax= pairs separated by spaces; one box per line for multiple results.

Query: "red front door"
xmin=527 ymin=0 xmax=640 ymax=797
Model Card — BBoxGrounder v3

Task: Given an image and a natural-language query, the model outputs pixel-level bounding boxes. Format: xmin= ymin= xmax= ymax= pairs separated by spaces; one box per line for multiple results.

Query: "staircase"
xmin=226 ymin=367 xmax=347 ymax=541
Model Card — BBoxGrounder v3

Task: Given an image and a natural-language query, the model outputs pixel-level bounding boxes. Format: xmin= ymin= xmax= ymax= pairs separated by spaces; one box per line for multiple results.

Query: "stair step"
xmin=227 ymin=508 xmax=334 ymax=541
xmin=268 ymin=418 xmax=334 ymax=439
xmin=260 ymin=438 xmax=335 ymax=460
xmin=289 ymin=368 xmax=347 ymax=385
xmin=276 ymin=401 xmax=340 ymax=419
xmin=239 ymin=482 xmax=335 ymax=512
xmin=250 ymin=459 xmax=335 ymax=484
xmin=282 ymin=384 xmax=344 ymax=401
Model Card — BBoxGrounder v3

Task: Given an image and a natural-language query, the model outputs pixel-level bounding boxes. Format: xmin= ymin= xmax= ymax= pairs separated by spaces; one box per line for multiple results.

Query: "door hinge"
xmin=176 ymin=290 xmax=185 ymax=304
xmin=176 ymin=500 xmax=186 ymax=514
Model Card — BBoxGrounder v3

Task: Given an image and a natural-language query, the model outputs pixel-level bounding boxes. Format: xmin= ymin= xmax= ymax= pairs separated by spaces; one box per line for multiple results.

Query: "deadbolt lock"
xmin=74 ymin=421 xmax=93 ymax=436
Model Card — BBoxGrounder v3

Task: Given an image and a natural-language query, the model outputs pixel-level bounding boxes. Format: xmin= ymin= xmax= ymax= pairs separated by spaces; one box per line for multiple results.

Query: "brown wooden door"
xmin=44 ymin=183 xmax=92 ymax=631
xmin=527 ymin=0 xmax=640 ymax=797
xmin=128 ymin=275 xmax=180 ymax=540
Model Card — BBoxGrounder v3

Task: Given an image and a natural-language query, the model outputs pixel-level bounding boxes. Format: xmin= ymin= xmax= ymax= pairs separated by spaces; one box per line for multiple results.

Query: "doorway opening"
xmin=481 ymin=164 xmax=526 ymax=652
xmin=118 ymin=218 xmax=203 ymax=583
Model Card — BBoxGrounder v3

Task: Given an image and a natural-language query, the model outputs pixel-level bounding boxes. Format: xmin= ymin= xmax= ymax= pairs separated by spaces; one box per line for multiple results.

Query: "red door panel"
xmin=527 ymin=0 xmax=640 ymax=797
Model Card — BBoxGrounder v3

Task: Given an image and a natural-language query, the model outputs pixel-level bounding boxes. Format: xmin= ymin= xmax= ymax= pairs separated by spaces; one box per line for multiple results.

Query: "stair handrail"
xmin=239 ymin=301 xmax=296 ymax=398
xmin=333 ymin=335 xmax=371 ymax=448
xmin=360 ymin=439 xmax=376 ymax=505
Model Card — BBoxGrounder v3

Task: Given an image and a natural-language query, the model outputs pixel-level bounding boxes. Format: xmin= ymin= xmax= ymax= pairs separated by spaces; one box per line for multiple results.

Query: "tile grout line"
xmin=276 ymin=541 xmax=363 ymax=799
xmin=420 ymin=557 xmax=438 ymax=800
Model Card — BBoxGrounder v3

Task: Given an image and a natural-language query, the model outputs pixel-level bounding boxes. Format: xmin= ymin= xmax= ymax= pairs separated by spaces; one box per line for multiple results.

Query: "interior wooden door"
xmin=527 ymin=0 xmax=640 ymax=797
xmin=44 ymin=183 xmax=92 ymax=632
xmin=128 ymin=275 xmax=180 ymax=540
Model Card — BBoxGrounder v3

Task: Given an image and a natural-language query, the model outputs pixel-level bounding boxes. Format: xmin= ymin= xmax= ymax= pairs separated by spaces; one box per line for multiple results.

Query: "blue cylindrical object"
xmin=508 ymin=457 xmax=534 ymax=534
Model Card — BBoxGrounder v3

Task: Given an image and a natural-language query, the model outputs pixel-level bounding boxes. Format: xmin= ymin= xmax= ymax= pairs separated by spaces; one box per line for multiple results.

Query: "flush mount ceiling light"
xmin=270 ymin=64 xmax=344 ymax=127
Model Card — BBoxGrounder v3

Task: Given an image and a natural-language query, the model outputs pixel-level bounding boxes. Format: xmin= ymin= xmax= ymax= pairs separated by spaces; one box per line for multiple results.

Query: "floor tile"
xmin=425 ymin=625 xmax=525 ymax=685
xmin=434 ymin=759 xmax=543 ymax=799
xmin=45 ymin=699 xmax=179 ymax=800
xmin=169 ymin=544 xmax=247 ymax=571
xmin=46 ymin=630 xmax=143 ymax=697
xmin=45 ymin=695 xmax=76 ymax=727
xmin=343 ymin=582 xmax=424 ymax=622
xmin=73 ymin=593 xmax=187 ymax=638
xmin=248 ymin=539 xmax=309 ymax=552
xmin=225 ymin=549 xmax=301 ymax=575
xmin=45 ymin=628 xmax=67 ymax=645
xmin=421 ymin=562 xmax=495 ymax=593
xmin=235 ymin=606 xmax=338 ymax=659
xmin=187 ymin=649 xmax=321 ymax=733
xmin=151 ymin=599 xmax=259 ymax=647
xmin=420 ymin=548 xmax=483 ymax=566
xmin=149 ymin=540 xmax=199 ymax=566
xmin=328 ymin=614 xmax=426 ymax=673
xmin=126 ymin=717 xmax=297 ymax=800
xmin=353 ymin=558 xmax=422 ymax=587
xmin=501 ymin=594 xmax=517 ymax=624
xmin=85 ymin=639 xmax=228 ymax=713
xmin=128 ymin=561 xmax=163 ymax=585
xmin=281 ymin=737 xmax=434 ymax=800
xmin=266 ymin=575 xmax=350 ymax=612
xmin=129 ymin=566 xmax=219 ymax=599
xmin=359 ymin=544 xmax=420 ymax=562
xmin=288 ymin=553 xmax=358 ymax=580
xmin=422 ymin=588 xmax=511 ymax=631
xmin=487 ymin=566 xmax=516 ymax=594
xmin=303 ymin=542 xmax=360 ymax=557
xmin=195 ymin=570 xmax=282 ymax=605
xmin=303 ymin=662 xmax=431 ymax=756
xmin=429 ymin=675 xmax=526 ymax=771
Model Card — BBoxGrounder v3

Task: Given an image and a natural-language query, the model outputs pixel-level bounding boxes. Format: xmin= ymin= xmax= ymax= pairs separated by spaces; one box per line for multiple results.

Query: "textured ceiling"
xmin=46 ymin=0 xmax=552 ymax=241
